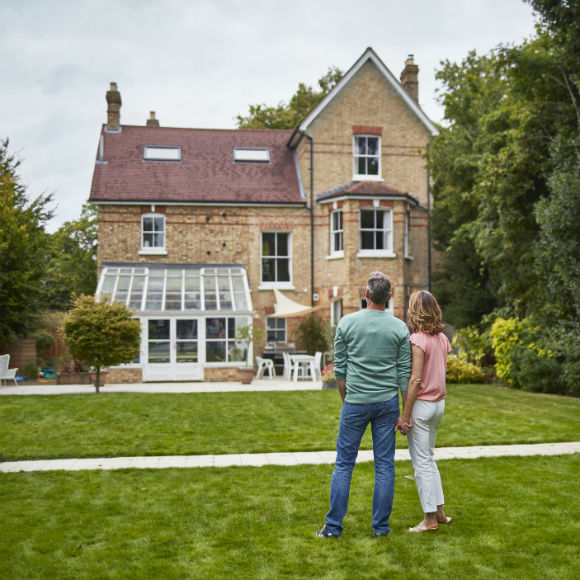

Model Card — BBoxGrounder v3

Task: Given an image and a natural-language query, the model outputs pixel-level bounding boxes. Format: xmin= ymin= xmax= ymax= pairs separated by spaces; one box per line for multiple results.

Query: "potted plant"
xmin=321 ymin=362 xmax=337 ymax=389
xmin=234 ymin=323 xmax=264 ymax=384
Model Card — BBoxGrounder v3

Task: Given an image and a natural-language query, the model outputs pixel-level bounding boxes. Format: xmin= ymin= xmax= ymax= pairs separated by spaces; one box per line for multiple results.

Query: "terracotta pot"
xmin=237 ymin=367 xmax=255 ymax=385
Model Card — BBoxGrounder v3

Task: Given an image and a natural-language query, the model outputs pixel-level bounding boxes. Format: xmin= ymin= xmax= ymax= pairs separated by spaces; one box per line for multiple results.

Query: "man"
xmin=316 ymin=272 xmax=411 ymax=539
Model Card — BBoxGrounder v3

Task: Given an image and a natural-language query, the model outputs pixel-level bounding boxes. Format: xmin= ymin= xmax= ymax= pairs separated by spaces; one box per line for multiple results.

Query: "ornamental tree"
xmin=62 ymin=295 xmax=140 ymax=393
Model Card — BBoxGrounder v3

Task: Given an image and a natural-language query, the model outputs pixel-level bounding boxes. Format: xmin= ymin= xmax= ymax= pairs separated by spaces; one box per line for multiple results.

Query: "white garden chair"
xmin=0 ymin=355 xmax=18 ymax=386
xmin=255 ymin=356 xmax=276 ymax=379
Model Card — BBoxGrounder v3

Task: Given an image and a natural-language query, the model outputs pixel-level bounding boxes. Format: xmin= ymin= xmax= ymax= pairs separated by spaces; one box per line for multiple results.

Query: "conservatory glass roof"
xmin=95 ymin=264 xmax=253 ymax=314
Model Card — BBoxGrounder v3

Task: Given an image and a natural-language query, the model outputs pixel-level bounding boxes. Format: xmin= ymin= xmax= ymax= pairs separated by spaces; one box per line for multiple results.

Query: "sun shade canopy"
xmin=271 ymin=288 xmax=342 ymax=318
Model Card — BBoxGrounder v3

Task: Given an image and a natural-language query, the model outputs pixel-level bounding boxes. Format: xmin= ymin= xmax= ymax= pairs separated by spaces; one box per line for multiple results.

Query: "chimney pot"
xmin=146 ymin=111 xmax=160 ymax=127
xmin=106 ymin=82 xmax=122 ymax=131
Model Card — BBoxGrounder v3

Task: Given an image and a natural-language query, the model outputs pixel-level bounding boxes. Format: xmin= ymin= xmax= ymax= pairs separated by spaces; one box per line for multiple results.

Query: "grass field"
xmin=1 ymin=455 xmax=579 ymax=579
xmin=1 ymin=384 xmax=579 ymax=579
xmin=0 ymin=384 xmax=578 ymax=461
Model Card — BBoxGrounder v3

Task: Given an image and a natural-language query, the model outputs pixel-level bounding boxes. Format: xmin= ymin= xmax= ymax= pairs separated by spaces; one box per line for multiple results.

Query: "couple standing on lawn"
xmin=317 ymin=271 xmax=452 ymax=539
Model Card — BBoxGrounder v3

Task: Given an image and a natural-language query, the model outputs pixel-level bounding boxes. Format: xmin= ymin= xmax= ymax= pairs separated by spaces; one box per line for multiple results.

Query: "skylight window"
xmin=233 ymin=148 xmax=270 ymax=163
xmin=143 ymin=146 xmax=182 ymax=161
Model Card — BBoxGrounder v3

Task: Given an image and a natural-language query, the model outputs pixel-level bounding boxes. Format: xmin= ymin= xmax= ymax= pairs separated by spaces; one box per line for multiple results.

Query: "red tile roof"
xmin=89 ymin=125 xmax=305 ymax=205
xmin=318 ymin=181 xmax=415 ymax=201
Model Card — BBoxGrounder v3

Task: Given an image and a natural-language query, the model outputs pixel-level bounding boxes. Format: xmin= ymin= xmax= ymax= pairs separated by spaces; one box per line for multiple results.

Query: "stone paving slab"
xmin=1 ymin=442 xmax=578 ymax=474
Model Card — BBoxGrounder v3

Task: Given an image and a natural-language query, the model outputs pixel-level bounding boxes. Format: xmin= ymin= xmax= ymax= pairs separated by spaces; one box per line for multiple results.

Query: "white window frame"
xmin=357 ymin=208 xmax=395 ymax=258
xmin=330 ymin=299 xmax=343 ymax=327
xmin=259 ymin=231 xmax=293 ymax=290
xmin=404 ymin=208 xmax=413 ymax=259
xmin=329 ymin=209 xmax=344 ymax=258
xmin=139 ymin=213 xmax=167 ymax=255
xmin=143 ymin=146 xmax=181 ymax=162
xmin=353 ymin=135 xmax=382 ymax=181
xmin=266 ymin=317 xmax=287 ymax=344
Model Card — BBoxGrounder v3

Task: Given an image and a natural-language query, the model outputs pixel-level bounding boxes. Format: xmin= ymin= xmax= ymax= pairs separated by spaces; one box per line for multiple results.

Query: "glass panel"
xmin=185 ymin=274 xmax=200 ymax=290
xmin=101 ymin=274 xmax=116 ymax=293
xmin=262 ymin=233 xmax=275 ymax=256
xmin=262 ymin=258 xmax=275 ymax=282
xmin=177 ymin=320 xmax=197 ymax=340
xmin=220 ymin=292 xmax=233 ymax=309
xmin=277 ymin=233 xmax=289 ymax=256
xmin=277 ymin=258 xmax=290 ymax=282
xmin=166 ymin=274 xmax=181 ymax=291
xmin=148 ymin=341 xmax=170 ymax=364
xmin=357 ymin=157 xmax=366 ymax=175
xmin=176 ymin=342 xmax=197 ymax=363
xmin=152 ymin=233 xmax=164 ymax=247
xmin=205 ymin=293 xmax=217 ymax=310
xmin=360 ymin=211 xmax=374 ymax=229
xmin=206 ymin=341 xmax=226 ymax=362
xmin=231 ymin=276 xmax=244 ymax=292
xmin=218 ymin=276 xmax=230 ymax=291
xmin=356 ymin=137 xmax=366 ymax=155
xmin=234 ymin=292 xmax=248 ymax=310
xmin=375 ymin=211 xmax=384 ymax=228
xmin=361 ymin=231 xmax=374 ymax=249
xmin=129 ymin=293 xmax=143 ymax=309
xmin=206 ymin=318 xmax=226 ymax=339
xmin=204 ymin=276 xmax=216 ymax=291
xmin=153 ymin=216 xmax=165 ymax=231
xmin=184 ymin=292 xmax=201 ymax=310
xmin=368 ymin=158 xmax=379 ymax=175
xmin=228 ymin=344 xmax=245 ymax=362
xmin=375 ymin=231 xmax=385 ymax=250
xmin=149 ymin=320 xmax=170 ymax=340
xmin=117 ymin=274 xmax=131 ymax=291
xmin=143 ymin=217 xmax=154 ymax=231
xmin=165 ymin=296 xmax=182 ymax=310
xmin=367 ymin=137 xmax=378 ymax=155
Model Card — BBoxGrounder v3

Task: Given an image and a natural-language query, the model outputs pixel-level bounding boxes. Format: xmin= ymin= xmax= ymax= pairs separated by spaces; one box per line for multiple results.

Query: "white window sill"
xmin=139 ymin=248 xmax=167 ymax=256
xmin=258 ymin=283 xmax=295 ymax=291
xmin=352 ymin=175 xmax=383 ymax=182
xmin=357 ymin=250 xmax=396 ymax=258
xmin=326 ymin=251 xmax=344 ymax=260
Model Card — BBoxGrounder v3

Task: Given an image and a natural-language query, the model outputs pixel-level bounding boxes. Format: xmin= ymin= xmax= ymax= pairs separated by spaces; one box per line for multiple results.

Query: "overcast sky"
xmin=1 ymin=0 xmax=538 ymax=231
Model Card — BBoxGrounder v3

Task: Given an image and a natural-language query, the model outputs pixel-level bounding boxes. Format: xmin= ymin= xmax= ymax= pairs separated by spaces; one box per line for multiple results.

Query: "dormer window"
xmin=143 ymin=146 xmax=181 ymax=161
xmin=353 ymin=135 xmax=381 ymax=180
xmin=233 ymin=148 xmax=270 ymax=163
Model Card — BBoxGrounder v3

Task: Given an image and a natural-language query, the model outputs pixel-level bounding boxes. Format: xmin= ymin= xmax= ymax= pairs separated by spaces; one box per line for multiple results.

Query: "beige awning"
xmin=271 ymin=289 xmax=341 ymax=318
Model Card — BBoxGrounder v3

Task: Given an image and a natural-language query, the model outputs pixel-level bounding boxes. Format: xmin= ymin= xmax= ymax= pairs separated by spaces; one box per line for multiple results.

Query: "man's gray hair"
xmin=367 ymin=271 xmax=392 ymax=305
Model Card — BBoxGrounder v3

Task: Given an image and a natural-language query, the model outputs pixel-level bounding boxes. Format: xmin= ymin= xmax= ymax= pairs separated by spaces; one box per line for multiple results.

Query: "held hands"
xmin=395 ymin=415 xmax=412 ymax=436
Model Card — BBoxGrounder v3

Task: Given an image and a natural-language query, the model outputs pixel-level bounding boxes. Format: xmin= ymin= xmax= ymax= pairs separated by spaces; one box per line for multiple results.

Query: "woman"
xmin=397 ymin=290 xmax=452 ymax=532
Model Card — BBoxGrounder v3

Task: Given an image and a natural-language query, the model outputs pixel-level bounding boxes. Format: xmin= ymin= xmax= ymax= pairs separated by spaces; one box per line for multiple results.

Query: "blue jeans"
xmin=325 ymin=396 xmax=399 ymax=536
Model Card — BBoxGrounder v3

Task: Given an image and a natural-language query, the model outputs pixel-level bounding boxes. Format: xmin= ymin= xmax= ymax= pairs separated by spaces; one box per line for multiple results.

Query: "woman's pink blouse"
xmin=410 ymin=331 xmax=451 ymax=401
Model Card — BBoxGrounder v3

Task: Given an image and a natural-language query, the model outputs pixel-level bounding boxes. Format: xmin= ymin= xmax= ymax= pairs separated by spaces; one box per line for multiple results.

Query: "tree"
xmin=237 ymin=67 xmax=343 ymax=129
xmin=43 ymin=203 xmax=98 ymax=310
xmin=0 ymin=138 xmax=53 ymax=346
xmin=430 ymin=0 xmax=580 ymax=392
xmin=62 ymin=295 xmax=140 ymax=393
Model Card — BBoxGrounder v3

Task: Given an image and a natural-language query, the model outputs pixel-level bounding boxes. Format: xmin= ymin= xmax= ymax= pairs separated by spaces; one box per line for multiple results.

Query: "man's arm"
xmin=333 ymin=325 xmax=347 ymax=403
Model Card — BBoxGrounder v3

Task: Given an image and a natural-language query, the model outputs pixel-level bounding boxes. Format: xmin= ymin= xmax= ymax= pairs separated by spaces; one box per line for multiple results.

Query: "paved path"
xmin=1 ymin=381 xmax=578 ymax=474
xmin=2 ymin=442 xmax=578 ymax=473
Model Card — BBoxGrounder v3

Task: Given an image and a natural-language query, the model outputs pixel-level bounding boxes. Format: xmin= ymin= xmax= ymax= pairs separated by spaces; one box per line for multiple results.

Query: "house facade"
xmin=89 ymin=47 xmax=438 ymax=383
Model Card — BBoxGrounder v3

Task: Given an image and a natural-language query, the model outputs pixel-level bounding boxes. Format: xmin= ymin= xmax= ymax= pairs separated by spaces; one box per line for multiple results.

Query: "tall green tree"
xmin=0 ymin=139 xmax=53 ymax=346
xmin=43 ymin=203 xmax=98 ymax=310
xmin=237 ymin=67 xmax=343 ymax=129
xmin=430 ymin=0 xmax=580 ymax=393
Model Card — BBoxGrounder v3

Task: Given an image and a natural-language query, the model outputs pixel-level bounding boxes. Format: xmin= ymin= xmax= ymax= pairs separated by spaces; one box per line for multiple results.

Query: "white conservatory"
xmin=95 ymin=263 xmax=254 ymax=381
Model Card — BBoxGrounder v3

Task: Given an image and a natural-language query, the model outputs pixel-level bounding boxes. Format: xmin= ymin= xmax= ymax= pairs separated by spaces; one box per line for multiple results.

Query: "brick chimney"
xmin=146 ymin=111 xmax=160 ymax=127
xmin=106 ymin=82 xmax=122 ymax=130
xmin=400 ymin=55 xmax=419 ymax=105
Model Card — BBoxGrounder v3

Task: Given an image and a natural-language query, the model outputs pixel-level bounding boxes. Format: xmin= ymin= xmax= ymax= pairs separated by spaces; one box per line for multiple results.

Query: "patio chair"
xmin=0 ymin=354 xmax=18 ymax=386
xmin=255 ymin=356 xmax=276 ymax=379
xmin=282 ymin=351 xmax=297 ymax=381
xmin=313 ymin=351 xmax=323 ymax=380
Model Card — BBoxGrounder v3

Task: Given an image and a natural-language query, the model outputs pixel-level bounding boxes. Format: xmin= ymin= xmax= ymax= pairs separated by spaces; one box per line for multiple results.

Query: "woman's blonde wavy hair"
xmin=407 ymin=290 xmax=444 ymax=335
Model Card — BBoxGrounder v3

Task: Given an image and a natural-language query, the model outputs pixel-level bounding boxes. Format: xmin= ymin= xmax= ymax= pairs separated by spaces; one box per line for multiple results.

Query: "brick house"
xmin=89 ymin=47 xmax=438 ymax=382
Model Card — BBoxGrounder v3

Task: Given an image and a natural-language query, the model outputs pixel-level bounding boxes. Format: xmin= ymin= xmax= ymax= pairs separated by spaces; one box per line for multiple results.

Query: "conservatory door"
xmin=143 ymin=318 xmax=203 ymax=381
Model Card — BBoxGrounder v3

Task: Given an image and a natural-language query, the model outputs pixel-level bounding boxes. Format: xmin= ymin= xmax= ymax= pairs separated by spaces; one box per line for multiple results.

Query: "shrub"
xmin=297 ymin=315 xmax=329 ymax=355
xmin=446 ymin=355 xmax=485 ymax=384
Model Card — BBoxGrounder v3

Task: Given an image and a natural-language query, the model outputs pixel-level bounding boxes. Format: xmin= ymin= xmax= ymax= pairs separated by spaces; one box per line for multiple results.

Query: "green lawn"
xmin=0 ymin=384 xmax=579 ymax=461
xmin=1 ymin=455 xmax=579 ymax=580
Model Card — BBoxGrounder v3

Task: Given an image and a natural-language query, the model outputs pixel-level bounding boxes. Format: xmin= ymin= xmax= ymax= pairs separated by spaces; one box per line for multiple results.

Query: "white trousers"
xmin=407 ymin=399 xmax=446 ymax=514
